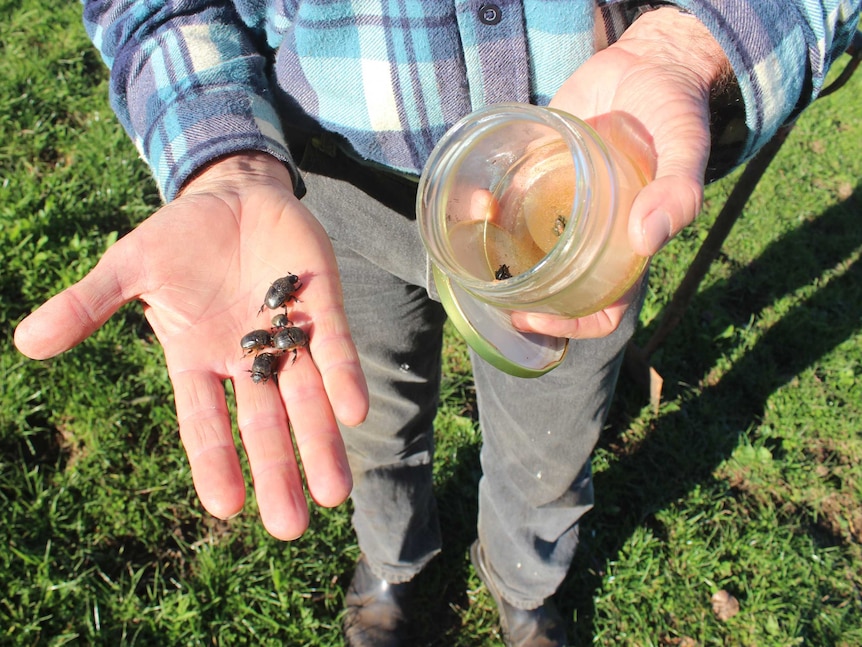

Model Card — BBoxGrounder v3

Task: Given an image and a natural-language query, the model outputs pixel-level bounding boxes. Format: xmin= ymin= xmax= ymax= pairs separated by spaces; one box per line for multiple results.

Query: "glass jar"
xmin=417 ymin=103 xmax=653 ymax=376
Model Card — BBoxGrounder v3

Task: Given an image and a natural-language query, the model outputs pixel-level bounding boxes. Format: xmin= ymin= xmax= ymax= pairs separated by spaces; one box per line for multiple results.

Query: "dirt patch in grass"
xmin=722 ymin=436 xmax=862 ymax=554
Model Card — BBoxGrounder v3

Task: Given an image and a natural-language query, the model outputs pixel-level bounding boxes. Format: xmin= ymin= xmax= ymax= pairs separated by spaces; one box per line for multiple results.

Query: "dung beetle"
xmin=270 ymin=313 xmax=291 ymax=330
xmin=258 ymin=273 xmax=302 ymax=314
xmin=552 ymin=214 xmax=567 ymax=238
xmin=272 ymin=325 xmax=309 ymax=364
xmin=249 ymin=352 xmax=281 ymax=384
xmin=494 ymin=264 xmax=512 ymax=280
xmin=240 ymin=329 xmax=273 ymax=356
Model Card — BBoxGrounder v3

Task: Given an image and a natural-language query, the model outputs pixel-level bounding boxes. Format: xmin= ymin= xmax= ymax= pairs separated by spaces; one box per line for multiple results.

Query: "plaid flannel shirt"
xmin=83 ymin=0 xmax=860 ymax=201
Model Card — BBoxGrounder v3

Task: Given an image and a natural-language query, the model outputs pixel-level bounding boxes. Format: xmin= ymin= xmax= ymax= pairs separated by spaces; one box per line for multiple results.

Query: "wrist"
xmin=179 ymin=151 xmax=296 ymax=199
xmin=618 ymin=6 xmax=734 ymax=96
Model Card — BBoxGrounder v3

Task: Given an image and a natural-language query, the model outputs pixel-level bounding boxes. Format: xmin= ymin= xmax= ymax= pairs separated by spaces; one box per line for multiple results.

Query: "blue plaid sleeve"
xmin=82 ymin=0 xmax=861 ymax=199
xmin=670 ymin=0 xmax=861 ymax=163
xmin=82 ymin=0 xmax=297 ymax=201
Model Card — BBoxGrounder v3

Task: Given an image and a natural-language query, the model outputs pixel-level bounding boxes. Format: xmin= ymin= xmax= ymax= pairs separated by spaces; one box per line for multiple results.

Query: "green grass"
xmin=2 ymin=2 xmax=861 ymax=645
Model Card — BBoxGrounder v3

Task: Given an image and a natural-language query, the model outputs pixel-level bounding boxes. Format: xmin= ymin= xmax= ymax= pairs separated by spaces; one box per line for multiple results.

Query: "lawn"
xmin=1 ymin=2 xmax=860 ymax=645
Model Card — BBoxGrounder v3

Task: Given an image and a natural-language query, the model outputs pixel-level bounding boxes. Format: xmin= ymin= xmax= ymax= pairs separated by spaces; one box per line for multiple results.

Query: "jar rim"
xmin=417 ymin=103 xmax=616 ymax=305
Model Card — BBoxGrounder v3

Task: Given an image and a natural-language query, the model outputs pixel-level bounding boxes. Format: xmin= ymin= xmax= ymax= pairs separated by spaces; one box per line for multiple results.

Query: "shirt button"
xmin=478 ymin=3 xmax=502 ymax=25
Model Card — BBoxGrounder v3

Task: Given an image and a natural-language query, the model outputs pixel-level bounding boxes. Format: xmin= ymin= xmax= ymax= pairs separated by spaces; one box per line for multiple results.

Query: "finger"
xmin=308 ymin=304 xmax=369 ymax=428
xmin=275 ymin=348 xmax=353 ymax=509
xmin=172 ymin=367 xmax=246 ymax=520
xmin=510 ymin=278 xmax=642 ymax=339
xmin=14 ymin=249 xmax=133 ymax=359
xmin=511 ymin=302 xmax=628 ymax=340
xmin=468 ymin=189 xmax=499 ymax=222
xmin=628 ymin=122 xmax=709 ymax=256
xmin=234 ymin=370 xmax=310 ymax=541
xmin=628 ymin=174 xmax=704 ymax=257
xmin=292 ymin=264 xmax=369 ymax=428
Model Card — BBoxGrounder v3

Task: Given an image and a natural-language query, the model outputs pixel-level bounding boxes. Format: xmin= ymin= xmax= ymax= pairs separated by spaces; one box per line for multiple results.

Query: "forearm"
xmin=82 ymin=0 xmax=298 ymax=201
xmin=664 ymin=0 xmax=861 ymax=162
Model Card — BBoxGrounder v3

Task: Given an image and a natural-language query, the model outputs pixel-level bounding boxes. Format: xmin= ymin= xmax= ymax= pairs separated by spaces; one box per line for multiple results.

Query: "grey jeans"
xmin=298 ymin=141 xmax=643 ymax=609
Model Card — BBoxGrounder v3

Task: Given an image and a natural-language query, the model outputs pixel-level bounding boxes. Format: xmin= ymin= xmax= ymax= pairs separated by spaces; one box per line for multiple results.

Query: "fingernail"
xmin=643 ymin=208 xmax=672 ymax=253
xmin=509 ymin=311 xmax=532 ymax=331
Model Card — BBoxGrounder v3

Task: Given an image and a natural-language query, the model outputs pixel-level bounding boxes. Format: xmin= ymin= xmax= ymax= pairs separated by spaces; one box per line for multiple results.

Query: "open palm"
xmin=15 ymin=153 xmax=369 ymax=540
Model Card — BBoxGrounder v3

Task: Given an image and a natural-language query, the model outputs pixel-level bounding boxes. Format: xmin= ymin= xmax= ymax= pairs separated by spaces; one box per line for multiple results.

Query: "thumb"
xmin=626 ymin=110 xmax=709 ymax=257
xmin=14 ymin=244 xmax=138 ymax=360
xmin=628 ymin=172 xmax=704 ymax=256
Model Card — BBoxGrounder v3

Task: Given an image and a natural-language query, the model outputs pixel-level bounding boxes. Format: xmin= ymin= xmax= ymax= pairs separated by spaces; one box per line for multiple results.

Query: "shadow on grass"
xmin=8 ymin=185 xmax=857 ymax=644
xmin=562 ymin=182 xmax=862 ymax=642
xmin=383 ymin=182 xmax=862 ymax=644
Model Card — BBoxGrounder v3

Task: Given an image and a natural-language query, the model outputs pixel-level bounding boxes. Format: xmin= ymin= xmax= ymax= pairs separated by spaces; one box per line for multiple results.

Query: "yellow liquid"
xmin=470 ymin=142 xmax=577 ymax=278
xmin=444 ymin=117 xmax=653 ymax=316
xmin=521 ymin=157 xmax=576 ymax=255
xmin=448 ymin=220 xmax=543 ymax=281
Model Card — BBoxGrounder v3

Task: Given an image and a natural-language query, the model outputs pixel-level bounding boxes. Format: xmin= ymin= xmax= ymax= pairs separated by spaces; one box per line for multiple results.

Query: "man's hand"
xmin=14 ymin=151 xmax=369 ymax=541
xmin=513 ymin=7 xmax=733 ymax=339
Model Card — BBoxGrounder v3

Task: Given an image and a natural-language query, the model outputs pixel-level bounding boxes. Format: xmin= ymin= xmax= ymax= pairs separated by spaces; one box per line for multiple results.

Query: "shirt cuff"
xmin=667 ymin=0 xmax=811 ymax=163
xmin=141 ymin=90 xmax=303 ymax=202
